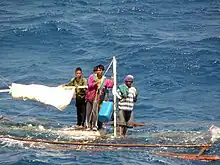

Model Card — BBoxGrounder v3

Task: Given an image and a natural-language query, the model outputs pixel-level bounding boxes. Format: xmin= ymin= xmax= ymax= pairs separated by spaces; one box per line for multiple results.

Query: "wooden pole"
xmin=113 ymin=56 xmax=117 ymax=137
xmin=197 ymin=141 xmax=212 ymax=156
xmin=0 ymin=89 xmax=10 ymax=93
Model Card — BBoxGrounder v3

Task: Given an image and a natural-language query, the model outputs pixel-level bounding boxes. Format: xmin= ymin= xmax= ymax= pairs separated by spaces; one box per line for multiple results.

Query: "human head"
xmin=93 ymin=66 xmax=98 ymax=74
xmin=124 ymin=75 xmax=134 ymax=88
xmin=75 ymin=67 xmax=82 ymax=79
xmin=96 ymin=64 xmax=105 ymax=77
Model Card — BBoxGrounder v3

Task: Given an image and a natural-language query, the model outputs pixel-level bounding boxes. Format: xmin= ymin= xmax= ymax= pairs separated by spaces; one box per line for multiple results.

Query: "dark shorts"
xmin=118 ymin=110 xmax=133 ymax=126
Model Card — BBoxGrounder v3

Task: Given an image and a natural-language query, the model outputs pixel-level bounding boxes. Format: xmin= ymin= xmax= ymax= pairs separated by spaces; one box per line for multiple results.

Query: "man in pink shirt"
xmin=85 ymin=64 xmax=114 ymax=131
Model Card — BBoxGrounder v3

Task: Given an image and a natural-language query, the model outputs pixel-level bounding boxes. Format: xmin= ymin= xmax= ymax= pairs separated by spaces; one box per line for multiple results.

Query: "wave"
xmin=197 ymin=36 xmax=220 ymax=44
xmin=0 ymin=20 xmax=86 ymax=51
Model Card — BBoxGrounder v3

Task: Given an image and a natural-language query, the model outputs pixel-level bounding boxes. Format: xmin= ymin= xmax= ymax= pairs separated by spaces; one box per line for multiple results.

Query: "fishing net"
xmin=0 ymin=58 xmax=115 ymax=112
xmin=9 ymin=83 xmax=75 ymax=111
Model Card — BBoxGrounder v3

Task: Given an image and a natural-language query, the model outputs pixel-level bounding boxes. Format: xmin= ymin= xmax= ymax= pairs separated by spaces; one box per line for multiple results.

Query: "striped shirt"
xmin=116 ymin=86 xmax=138 ymax=111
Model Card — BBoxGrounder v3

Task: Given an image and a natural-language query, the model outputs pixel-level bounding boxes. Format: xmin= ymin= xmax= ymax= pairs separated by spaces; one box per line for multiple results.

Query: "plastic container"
xmin=98 ymin=101 xmax=113 ymax=123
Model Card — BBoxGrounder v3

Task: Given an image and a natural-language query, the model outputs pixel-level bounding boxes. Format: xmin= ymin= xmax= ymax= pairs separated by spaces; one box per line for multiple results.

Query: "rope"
xmin=9 ymin=106 xmax=38 ymax=121
xmin=103 ymin=59 xmax=113 ymax=77
xmin=0 ymin=75 xmax=11 ymax=88
xmin=0 ymin=136 xmax=211 ymax=148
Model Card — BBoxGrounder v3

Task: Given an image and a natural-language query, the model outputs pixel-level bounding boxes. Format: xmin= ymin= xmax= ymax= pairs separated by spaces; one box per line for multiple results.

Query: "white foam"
xmin=209 ymin=125 xmax=220 ymax=142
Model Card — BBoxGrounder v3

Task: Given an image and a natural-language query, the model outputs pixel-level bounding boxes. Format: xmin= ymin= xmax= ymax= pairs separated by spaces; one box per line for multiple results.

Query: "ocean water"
xmin=0 ymin=0 xmax=220 ymax=164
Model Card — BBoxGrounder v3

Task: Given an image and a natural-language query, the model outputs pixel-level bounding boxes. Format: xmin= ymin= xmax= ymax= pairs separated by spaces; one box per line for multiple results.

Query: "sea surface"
xmin=0 ymin=0 xmax=220 ymax=164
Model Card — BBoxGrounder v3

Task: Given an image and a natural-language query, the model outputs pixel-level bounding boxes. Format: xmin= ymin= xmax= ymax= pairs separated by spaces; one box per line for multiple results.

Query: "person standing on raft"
xmin=114 ymin=75 xmax=138 ymax=137
xmin=85 ymin=64 xmax=114 ymax=131
xmin=61 ymin=67 xmax=87 ymax=128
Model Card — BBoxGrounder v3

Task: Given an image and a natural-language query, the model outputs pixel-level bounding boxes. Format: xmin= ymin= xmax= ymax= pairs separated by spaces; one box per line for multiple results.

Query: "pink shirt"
xmin=85 ymin=74 xmax=114 ymax=102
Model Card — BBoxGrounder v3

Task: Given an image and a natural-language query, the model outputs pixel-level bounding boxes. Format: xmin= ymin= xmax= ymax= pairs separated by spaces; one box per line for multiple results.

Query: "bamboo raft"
xmin=0 ymin=135 xmax=211 ymax=148
xmin=1 ymin=135 xmax=219 ymax=161
xmin=1 ymin=120 xmax=220 ymax=161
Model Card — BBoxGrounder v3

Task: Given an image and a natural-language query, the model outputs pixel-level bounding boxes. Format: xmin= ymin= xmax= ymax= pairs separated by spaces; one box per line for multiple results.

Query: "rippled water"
xmin=0 ymin=0 xmax=220 ymax=164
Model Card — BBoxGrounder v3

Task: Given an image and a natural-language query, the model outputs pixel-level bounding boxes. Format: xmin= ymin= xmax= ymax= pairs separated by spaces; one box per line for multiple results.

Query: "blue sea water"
xmin=0 ymin=0 xmax=220 ymax=164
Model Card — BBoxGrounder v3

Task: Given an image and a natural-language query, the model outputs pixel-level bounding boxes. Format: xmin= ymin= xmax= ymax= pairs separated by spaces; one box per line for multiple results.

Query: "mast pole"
xmin=0 ymin=89 xmax=10 ymax=93
xmin=113 ymin=56 xmax=117 ymax=137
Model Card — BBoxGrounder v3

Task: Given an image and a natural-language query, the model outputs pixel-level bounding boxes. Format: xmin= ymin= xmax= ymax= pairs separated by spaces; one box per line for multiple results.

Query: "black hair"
xmin=97 ymin=64 xmax=105 ymax=71
xmin=75 ymin=67 xmax=82 ymax=72
xmin=93 ymin=66 xmax=98 ymax=72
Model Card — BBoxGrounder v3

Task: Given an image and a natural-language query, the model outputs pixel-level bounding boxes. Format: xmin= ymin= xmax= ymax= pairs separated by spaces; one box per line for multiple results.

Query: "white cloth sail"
xmin=10 ymin=83 xmax=75 ymax=111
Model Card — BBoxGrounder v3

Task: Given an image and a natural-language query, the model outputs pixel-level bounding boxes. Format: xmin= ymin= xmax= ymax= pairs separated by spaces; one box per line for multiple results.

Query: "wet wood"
xmin=0 ymin=136 xmax=211 ymax=148
xmin=153 ymin=152 xmax=220 ymax=161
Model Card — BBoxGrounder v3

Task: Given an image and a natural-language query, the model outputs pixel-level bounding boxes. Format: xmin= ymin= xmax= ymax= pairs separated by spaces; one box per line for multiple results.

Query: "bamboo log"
xmin=0 ymin=89 xmax=10 ymax=93
xmin=105 ymin=121 xmax=211 ymax=128
xmin=1 ymin=136 xmax=211 ymax=148
xmin=153 ymin=152 xmax=220 ymax=161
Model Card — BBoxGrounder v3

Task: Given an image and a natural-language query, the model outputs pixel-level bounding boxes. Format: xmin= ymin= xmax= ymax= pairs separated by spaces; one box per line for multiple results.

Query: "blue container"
xmin=98 ymin=101 xmax=113 ymax=123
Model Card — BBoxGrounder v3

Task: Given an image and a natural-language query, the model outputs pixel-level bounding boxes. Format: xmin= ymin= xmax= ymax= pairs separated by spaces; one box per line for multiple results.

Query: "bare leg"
xmin=123 ymin=126 xmax=127 ymax=136
xmin=124 ymin=111 xmax=132 ymax=135
xmin=119 ymin=126 xmax=123 ymax=136
xmin=118 ymin=110 xmax=125 ymax=136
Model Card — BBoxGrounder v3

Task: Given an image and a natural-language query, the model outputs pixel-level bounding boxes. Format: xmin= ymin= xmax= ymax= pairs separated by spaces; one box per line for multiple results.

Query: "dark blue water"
xmin=0 ymin=0 xmax=220 ymax=164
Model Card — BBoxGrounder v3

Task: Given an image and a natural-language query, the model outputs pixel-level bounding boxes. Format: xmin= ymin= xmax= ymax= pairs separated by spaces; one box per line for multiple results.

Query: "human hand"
xmin=112 ymin=86 xmax=118 ymax=96
xmin=111 ymin=73 xmax=114 ymax=80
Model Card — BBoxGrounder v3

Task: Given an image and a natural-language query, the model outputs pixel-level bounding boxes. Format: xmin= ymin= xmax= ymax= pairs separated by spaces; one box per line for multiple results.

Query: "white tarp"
xmin=10 ymin=83 xmax=75 ymax=111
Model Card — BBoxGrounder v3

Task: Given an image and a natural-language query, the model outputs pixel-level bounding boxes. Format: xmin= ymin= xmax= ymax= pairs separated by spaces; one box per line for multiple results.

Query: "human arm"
xmin=87 ymin=74 xmax=98 ymax=89
xmin=116 ymin=88 xmax=123 ymax=100
xmin=83 ymin=78 xmax=87 ymax=86
xmin=133 ymin=87 xmax=138 ymax=103
xmin=105 ymin=78 xmax=114 ymax=88
xmin=65 ymin=78 xmax=75 ymax=86
xmin=112 ymin=85 xmax=123 ymax=100
xmin=59 ymin=78 xmax=74 ymax=87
